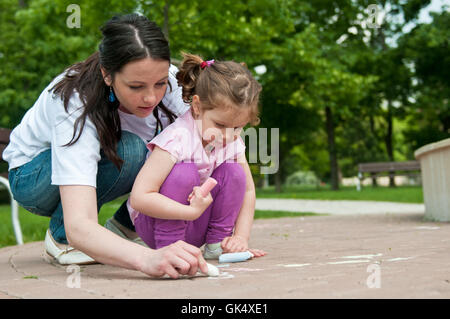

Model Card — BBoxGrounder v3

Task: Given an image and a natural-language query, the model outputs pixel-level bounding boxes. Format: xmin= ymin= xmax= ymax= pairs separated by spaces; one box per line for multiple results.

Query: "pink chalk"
xmin=199 ymin=177 xmax=218 ymax=197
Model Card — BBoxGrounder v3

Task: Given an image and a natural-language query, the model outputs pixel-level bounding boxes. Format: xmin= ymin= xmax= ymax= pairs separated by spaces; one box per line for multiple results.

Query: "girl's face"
xmin=102 ymin=58 xmax=170 ymax=118
xmin=192 ymin=95 xmax=249 ymax=148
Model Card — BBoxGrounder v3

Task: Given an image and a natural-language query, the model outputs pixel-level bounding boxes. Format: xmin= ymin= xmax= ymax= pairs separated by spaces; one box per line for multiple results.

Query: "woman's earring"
xmin=109 ymin=86 xmax=116 ymax=103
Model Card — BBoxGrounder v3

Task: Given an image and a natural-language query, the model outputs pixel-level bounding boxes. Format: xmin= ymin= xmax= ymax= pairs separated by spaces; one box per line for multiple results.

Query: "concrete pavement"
xmin=1 ymin=203 xmax=449 ymax=299
xmin=255 ymin=198 xmax=425 ymax=215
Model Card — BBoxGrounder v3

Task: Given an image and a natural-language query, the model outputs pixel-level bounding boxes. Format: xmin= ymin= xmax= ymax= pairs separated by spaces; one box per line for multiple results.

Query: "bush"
xmin=285 ymin=170 xmax=318 ymax=186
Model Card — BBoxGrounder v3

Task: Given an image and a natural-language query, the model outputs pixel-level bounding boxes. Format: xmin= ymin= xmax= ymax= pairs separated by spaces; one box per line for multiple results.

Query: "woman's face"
xmin=102 ymin=58 xmax=170 ymax=118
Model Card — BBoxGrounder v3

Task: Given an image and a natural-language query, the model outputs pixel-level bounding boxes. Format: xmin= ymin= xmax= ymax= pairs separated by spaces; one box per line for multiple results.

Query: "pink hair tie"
xmin=200 ymin=59 xmax=215 ymax=69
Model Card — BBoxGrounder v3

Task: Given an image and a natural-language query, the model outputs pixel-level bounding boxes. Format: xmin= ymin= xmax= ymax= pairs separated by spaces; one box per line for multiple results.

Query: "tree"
xmin=2 ymin=0 xmax=445 ymax=193
xmin=0 ymin=0 xmax=138 ymax=127
xmin=327 ymin=0 xmax=434 ymax=187
xmin=399 ymin=10 xmax=450 ymax=153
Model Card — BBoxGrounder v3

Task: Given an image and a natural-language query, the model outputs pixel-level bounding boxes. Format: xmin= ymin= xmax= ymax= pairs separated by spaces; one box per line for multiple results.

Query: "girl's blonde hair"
xmin=176 ymin=52 xmax=261 ymax=126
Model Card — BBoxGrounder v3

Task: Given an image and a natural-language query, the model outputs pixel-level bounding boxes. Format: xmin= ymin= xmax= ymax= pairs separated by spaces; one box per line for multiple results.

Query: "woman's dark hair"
xmin=51 ymin=13 xmax=177 ymax=169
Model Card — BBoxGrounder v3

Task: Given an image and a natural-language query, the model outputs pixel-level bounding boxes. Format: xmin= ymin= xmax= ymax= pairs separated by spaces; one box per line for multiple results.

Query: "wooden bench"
xmin=0 ymin=128 xmax=23 ymax=245
xmin=356 ymin=160 xmax=421 ymax=191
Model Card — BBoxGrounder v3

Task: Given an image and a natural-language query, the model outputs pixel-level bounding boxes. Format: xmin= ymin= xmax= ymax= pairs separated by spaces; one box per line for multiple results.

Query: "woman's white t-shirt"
xmin=2 ymin=64 xmax=189 ymax=188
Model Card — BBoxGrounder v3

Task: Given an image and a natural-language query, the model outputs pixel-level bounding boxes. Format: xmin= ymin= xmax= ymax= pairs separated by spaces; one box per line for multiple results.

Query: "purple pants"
xmin=134 ymin=162 xmax=246 ymax=249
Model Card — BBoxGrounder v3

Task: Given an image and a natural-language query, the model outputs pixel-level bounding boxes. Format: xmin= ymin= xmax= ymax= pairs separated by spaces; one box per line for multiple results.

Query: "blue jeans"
xmin=8 ymin=131 xmax=148 ymax=244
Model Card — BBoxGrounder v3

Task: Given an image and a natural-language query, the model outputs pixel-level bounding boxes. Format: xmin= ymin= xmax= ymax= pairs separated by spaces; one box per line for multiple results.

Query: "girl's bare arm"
xmin=130 ymin=146 xmax=212 ymax=221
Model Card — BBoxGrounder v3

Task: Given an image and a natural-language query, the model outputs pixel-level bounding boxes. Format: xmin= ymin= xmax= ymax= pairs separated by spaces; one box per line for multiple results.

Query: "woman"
xmin=3 ymin=13 xmax=209 ymax=278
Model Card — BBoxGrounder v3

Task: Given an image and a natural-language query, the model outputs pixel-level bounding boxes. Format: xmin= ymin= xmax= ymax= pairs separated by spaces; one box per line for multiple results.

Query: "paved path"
xmin=255 ymin=198 xmax=425 ymax=215
xmin=1 ymin=199 xmax=449 ymax=299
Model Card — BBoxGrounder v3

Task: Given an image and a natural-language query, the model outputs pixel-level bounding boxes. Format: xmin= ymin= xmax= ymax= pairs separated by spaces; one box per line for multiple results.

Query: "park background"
xmin=0 ymin=0 xmax=448 ymax=247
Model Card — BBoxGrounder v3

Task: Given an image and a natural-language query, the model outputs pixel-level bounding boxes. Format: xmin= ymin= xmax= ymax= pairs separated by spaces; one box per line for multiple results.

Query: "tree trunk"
xmin=371 ymin=173 xmax=378 ymax=187
xmin=441 ymin=114 xmax=450 ymax=135
xmin=274 ymin=169 xmax=282 ymax=193
xmin=385 ymin=101 xmax=396 ymax=187
xmin=369 ymin=113 xmax=375 ymax=136
xmin=378 ymin=26 xmax=396 ymax=188
xmin=18 ymin=0 xmax=27 ymax=8
xmin=325 ymin=106 xmax=339 ymax=190
xmin=369 ymin=113 xmax=379 ymax=188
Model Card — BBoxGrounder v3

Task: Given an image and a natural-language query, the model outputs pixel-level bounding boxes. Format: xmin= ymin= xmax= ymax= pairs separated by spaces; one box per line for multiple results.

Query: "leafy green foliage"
xmin=0 ymin=0 xmax=447 ymax=189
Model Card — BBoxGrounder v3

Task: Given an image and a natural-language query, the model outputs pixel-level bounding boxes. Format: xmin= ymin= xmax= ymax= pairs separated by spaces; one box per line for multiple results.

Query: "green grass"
xmin=256 ymin=185 xmax=424 ymax=203
xmin=0 ymin=185 xmax=423 ymax=248
xmin=253 ymin=210 xmax=323 ymax=219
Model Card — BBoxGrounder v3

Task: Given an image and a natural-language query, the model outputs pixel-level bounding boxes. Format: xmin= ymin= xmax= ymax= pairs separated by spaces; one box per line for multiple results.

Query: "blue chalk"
xmin=219 ymin=251 xmax=253 ymax=263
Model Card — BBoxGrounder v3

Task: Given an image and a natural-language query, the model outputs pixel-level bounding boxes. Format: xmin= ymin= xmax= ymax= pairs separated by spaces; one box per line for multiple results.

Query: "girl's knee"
xmin=213 ymin=162 xmax=246 ymax=184
xmin=164 ymin=162 xmax=200 ymax=189
xmin=158 ymin=163 xmax=200 ymax=204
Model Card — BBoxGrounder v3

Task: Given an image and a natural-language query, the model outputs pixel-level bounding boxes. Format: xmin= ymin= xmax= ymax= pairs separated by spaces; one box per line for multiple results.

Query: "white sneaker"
xmin=203 ymin=242 xmax=223 ymax=260
xmin=44 ymin=229 xmax=97 ymax=265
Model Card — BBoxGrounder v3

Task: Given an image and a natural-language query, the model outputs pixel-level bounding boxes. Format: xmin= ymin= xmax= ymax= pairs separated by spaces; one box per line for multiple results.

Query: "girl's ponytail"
xmin=177 ymin=52 xmax=262 ymax=127
xmin=176 ymin=52 xmax=204 ymax=103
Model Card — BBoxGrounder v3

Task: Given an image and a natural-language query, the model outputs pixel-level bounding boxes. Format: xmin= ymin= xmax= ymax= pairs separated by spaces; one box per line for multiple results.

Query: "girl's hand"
xmin=248 ymin=248 xmax=267 ymax=258
xmin=221 ymin=235 xmax=267 ymax=257
xmin=187 ymin=186 xmax=213 ymax=220
xmin=138 ymin=240 xmax=209 ymax=279
xmin=221 ymin=234 xmax=248 ymax=252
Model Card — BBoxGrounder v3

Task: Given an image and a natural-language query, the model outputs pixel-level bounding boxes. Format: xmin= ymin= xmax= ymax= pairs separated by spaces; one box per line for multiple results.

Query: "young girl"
xmin=129 ymin=53 xmax=266 ymax=259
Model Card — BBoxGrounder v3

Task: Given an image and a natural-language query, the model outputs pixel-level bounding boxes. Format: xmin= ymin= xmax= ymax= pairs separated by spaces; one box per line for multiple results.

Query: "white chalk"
xmin=205 ymin=262 xmax=220 ymax=277
xmin=219 ymin=251 xmax=254 ymax=263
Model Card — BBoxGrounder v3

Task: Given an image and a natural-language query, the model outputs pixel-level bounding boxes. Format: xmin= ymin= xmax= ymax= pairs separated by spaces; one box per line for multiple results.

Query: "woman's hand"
xmin=187 ymin=186 xmax=213 ymax=220
xmin=138 ymin=240 xmax=209 ymax=279
xmin=221 ymin=235 xmax=267 ymax=257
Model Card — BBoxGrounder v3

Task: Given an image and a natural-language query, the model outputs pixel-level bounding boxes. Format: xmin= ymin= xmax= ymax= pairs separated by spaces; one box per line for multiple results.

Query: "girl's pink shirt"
xmin=147 ymin=108 xmax=246 ymax=183
xmin=128 ymin=108 xmax=246 ymax=224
